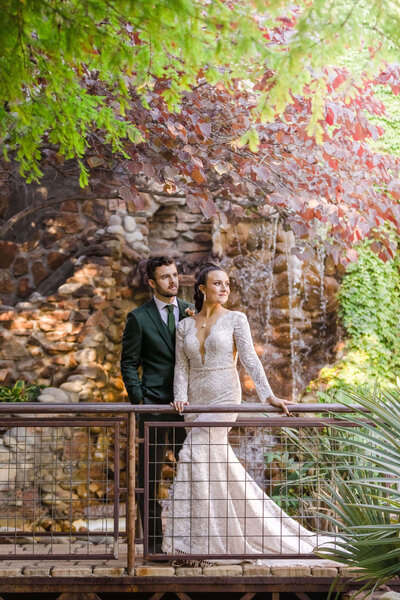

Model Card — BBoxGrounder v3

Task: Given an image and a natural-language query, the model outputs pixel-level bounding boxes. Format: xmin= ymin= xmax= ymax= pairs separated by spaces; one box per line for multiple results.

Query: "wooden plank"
xmin=55 ymin=594 xmax=101 ymax=600
xmin=1 ymin=575 xmax=398 ymax=595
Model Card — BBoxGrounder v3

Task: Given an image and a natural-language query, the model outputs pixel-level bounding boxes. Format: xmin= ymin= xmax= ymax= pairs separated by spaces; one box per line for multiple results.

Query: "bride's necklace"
xmin=199 ymin=310 xmax=223 ymax=328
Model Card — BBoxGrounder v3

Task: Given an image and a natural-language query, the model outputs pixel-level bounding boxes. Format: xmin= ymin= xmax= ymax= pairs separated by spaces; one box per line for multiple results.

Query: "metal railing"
xmin=0 ymin=403 xmax=367 ymax=572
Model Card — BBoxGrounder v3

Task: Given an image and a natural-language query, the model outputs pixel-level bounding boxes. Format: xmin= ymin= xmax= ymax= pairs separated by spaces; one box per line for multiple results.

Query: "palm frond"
xmin=291 ymin=387 xmax=400 ymax=592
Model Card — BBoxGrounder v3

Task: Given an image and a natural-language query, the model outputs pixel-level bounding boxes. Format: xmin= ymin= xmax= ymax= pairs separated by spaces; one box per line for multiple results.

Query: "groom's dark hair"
xmin=146 ymin=256 xmax=175 ymax=282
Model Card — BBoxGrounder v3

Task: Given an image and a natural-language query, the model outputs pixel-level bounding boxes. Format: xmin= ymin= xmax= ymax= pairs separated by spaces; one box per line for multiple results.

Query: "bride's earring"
xmin=201 ymin=292 xmax=207 ymax=327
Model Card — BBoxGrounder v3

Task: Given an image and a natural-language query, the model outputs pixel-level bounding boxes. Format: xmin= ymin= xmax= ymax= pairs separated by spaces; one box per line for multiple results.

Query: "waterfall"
xmin=316 ymin=245 xmax=327 ymax=338
xmin=230 ymin=219 xmax=278 ymax=350
xmin=285 ymin=233 xmax=303 ymax=402
xmin=263 ymin=218 xmax=278 ymax=350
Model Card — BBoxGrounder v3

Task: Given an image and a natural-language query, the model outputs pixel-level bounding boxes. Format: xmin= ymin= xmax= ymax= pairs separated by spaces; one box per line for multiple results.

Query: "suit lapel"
xmin=177 ymin=298 xmax=188 ymax=322
xmin=145 ymin=299 xmax=174 ymax=353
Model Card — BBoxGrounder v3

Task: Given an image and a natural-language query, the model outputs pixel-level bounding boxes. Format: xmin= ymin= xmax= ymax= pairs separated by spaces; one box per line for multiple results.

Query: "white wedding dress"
xmin=162 ymin=311 xmax=329 ymax=562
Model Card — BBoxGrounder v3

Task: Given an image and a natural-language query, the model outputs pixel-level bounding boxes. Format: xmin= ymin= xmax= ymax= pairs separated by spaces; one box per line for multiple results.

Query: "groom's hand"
xmin=171 ymin=400 xmax=189 ymax=415
xmin=266 ymin=395 xmax=297 ymax=416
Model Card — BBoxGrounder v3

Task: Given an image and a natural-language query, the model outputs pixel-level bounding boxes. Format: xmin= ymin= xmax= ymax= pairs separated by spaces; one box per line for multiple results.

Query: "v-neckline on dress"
xmin=190 ymin=311 xmax=231 ymax=366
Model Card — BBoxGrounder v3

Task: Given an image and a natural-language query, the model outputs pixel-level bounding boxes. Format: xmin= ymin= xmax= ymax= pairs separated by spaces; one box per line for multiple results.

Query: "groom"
xmin=120 ymin=256 xmax=194 ymax=554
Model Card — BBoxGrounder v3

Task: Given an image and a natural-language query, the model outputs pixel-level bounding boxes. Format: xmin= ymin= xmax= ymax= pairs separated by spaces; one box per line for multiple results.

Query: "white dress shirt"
xmin=153 ymin=296 xmax=179 ymax=329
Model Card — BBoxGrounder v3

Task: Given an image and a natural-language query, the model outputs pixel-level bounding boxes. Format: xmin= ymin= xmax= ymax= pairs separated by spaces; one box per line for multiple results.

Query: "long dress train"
xmin=162 ymin=311 xmax=331 ymax=562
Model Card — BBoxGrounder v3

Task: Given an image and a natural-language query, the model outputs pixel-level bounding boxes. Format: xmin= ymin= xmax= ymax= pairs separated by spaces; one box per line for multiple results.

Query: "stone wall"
xmin=0 ymin=420 xmax=118 ymax=535
xmin=0 ymin=191 xmax=338 ymax=400
xmin=0 ymin=194 xmax=212 ymax=400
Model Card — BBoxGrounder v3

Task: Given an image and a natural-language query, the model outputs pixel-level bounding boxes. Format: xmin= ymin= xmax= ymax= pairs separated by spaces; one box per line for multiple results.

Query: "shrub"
xmin=0 ymin=380 xmax=44 ymax=402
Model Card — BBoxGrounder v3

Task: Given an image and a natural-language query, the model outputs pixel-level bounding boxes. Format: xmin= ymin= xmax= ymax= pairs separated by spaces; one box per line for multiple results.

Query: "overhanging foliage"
xmin=2 ymin=0 xmax=400 ymax=262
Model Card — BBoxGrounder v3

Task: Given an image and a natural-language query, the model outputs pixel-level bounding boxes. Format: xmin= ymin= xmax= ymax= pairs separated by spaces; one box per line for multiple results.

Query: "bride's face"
xmin=201 ymin=270 xmax=230 ymax=305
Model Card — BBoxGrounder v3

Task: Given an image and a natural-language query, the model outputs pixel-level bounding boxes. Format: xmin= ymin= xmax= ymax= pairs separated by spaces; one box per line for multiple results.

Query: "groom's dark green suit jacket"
xmin=121 ymin=298 xmax=193 ymax=405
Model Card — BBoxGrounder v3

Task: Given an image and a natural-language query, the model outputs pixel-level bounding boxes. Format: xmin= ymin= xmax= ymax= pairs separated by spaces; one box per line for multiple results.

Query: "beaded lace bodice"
xmin=174 ymin=311 xmax=273 ymax=404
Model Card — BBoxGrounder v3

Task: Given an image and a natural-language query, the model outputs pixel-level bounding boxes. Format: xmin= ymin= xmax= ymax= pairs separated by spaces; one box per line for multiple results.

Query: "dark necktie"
xmin=166 ymin=304 xmax=175 ymax=334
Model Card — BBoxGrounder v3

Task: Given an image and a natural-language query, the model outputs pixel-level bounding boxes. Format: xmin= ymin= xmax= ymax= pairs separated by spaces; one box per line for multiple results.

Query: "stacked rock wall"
xmin=0 ymin=193 xmax=339 ymax=400
xmin=0 ymin=192 xmax=214 ymax=398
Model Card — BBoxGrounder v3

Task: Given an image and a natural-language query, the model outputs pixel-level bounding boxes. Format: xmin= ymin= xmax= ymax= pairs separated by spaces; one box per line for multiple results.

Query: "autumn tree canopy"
xmin=1 ymin=0 xmax=400 ymax=263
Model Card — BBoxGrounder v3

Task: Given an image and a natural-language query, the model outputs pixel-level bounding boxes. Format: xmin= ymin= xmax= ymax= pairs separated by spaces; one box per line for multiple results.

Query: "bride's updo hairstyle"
xmin=193 ymin=262 xmax=226 ymax=312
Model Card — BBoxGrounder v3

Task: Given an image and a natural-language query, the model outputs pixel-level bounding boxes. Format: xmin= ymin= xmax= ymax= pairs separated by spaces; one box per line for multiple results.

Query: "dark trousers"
xmin=137 ymin=412 xmax=186 ymax=553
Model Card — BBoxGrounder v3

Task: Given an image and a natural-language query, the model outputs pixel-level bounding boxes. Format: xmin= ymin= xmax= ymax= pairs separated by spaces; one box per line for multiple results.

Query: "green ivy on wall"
xmin=312 ymin=241 xmax=400 ymax=399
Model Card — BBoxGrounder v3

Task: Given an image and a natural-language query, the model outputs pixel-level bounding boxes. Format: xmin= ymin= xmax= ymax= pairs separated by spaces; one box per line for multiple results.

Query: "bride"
xmin=162 ymin=262 xmax=327 ymax=562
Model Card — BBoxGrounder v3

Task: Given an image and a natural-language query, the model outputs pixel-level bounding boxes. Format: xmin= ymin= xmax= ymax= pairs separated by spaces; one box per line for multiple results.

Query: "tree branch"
xmin=0 ymin=193 xmax=119 ymax=238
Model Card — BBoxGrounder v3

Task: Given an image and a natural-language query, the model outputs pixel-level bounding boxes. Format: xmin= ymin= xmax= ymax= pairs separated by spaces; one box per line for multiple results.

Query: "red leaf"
xmin=370 ymin=240 xmax=382 ymax=254
xmin=183 ymin=145 xmax=195 ymax=155
xmin=119 ymin=186 xmax=145 ymax=210
xmin=196 ymin=122 xmax=211 ymax=138
xmin=366 ymin=159 xmax=374 ymax=170
xmin=378 ymin=249 xmax=390 ymax=262
xmin=127 ymin=161 xmax=142 ymax=175
xmin=325 ymin=107 xmax=335 ymax=126
xmin=142 ymin=162 xmax=155 ymax=178
xmin=186 ymin=194 xmax=199 ymax=210
xmin=347 ymin=249 xmax=359 ymax=262
xmin=166 ymin=121 xmax=178 ymax=138
xmin=192 ymin=167 xmax=207 ymax=184
xmin=199 ymin=199 xmax=217 ymax=219
xmin=87 ymin=156 xmax=105 ymax=168
xmin=328 ymin=158 xmax=339 ymax=170
xmin=332 ymin=74 xmax=345 ymax=89
xmin=353 ymin=122 xmax=364 ymax=141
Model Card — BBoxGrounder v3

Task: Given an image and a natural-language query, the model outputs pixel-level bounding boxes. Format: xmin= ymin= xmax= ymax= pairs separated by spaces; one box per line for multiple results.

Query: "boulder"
xmin=60 ymin=380 xmax=85 ymax=393
xmin=108 ymin=214 xmax=122 ymax=226
xmin=38 ymin=387 xmax=71 ymax=403
xmin=13 ymin=256 xmax=29 ymax=276
xmin=0 ymin=271 xmax=15 ymax=294
xmin=73 ymin=284 xmax=95 ymax=297
xmin=0 ymin=334 xmax=29 ymax=359
xmin=58 ymin=283 xmax=81 ymax=295
xmin=106 ymin=224 xmax=125 ymax=236
xmin=273 ymin=254 xmax=287 ymax=274
xmin=60 ymin=199 xmax=79 ymax=212
xmin=125 ymin=230 xmax=144 ymax=243
xmin=123 ymin=215 xmax=137 ymax=232
xmin=47 ymin=252 xmax=67 ymax=271
xmin=57 ymin=215 xmax=86 ymax=234
xmin=0 ymin=241 xmax=17 ymax=268
xmin=74 ymin=348 xmax=97 ymax=364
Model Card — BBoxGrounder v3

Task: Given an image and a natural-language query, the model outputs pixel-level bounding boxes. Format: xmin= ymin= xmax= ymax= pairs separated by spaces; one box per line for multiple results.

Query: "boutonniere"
xmin=184 ymin=307 xmax=195 ymax=317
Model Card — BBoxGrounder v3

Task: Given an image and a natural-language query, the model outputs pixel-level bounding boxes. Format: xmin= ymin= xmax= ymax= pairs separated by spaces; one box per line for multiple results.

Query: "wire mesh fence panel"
xmin=0 ymin=417 xmax=126 ymax=560
xmin=143 ymin=417 xmax=366 ymax=562
xmin=0 ymin=402 xmax=371 ymax=566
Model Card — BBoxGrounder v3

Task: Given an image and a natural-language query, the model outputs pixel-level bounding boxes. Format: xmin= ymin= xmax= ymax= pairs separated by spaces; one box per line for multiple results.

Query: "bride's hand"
xmin=170 ymin=400 xmax=188 ymax=415
xmin=267 ymin=395 xmax=296 ymax=416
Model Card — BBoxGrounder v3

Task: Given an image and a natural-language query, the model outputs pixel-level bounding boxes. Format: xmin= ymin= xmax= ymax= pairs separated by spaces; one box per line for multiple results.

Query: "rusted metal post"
xmin=127 ymin=412 xmax=136 ymax=574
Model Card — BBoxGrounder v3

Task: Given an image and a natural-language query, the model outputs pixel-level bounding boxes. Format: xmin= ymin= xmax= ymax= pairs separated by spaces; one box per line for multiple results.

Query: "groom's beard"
xmin=154 ymin=283 xmax=177 ymax=298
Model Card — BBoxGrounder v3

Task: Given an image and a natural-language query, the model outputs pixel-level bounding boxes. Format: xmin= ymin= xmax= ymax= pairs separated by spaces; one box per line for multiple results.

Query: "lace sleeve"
xmin=173 ymin=321 xmax=189 ymax=404
xmin=233 ymin=312 xmax=273 ymax=403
